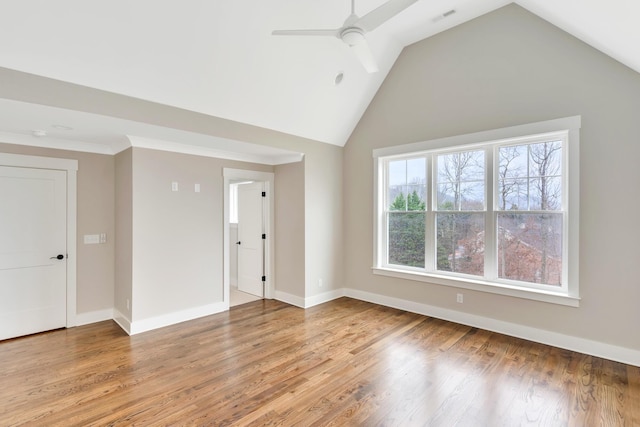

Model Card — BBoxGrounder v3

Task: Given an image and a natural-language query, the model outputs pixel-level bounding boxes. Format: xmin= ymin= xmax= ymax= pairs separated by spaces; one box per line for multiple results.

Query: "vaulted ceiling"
xmin=0 ymin=0 xmax=638 ymax=159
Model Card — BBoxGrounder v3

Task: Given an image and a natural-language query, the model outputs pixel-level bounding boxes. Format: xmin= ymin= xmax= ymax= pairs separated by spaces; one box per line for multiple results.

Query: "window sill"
xmin=372 ymin=267 xmax=580 ymax=307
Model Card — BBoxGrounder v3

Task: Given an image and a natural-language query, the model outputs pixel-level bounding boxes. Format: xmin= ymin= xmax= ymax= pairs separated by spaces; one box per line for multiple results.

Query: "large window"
xmin=374 ymin=117 xmax=580 ymax=305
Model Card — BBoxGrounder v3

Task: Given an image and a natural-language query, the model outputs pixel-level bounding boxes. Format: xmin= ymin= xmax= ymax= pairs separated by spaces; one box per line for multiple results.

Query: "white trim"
xmin=0 ymin=131 xmax=304 ymax=165
xmin=75 ymin=308 xmax=114 ymax=326
xmin=74 ymin=288 xmax=640 ymax=367
xmin=274 ymin=290 xmax=306 ymax=308
xmin=0 ymin=131 xmax=114 ymax=155
xmin=344 ymin=288 xmax=640 ymax=367
xmin=0 ymin=152 xmax=78 ymax=328
xmin=126 ymin=135 xmax=304 ymax=166
xmin=372 ymin=268 xmax=580 ymax=307
xmin=275 ymin=289 xmax=345 ymax=309
xmin=372 ymin=116 xmax=582 ymax=158
xmin=303 ymin=289 xmax=345 ymax=308
xmin=66 ymin=168 xmax=78 ymax=327
xmin=128 ymin=302 xmax=227 ymax=336
xmin=113 ymin=308 xmax=132 ymax=335
xmin=0 ymin=152 xmax=78 ymax=171
xmin=223 ymin=168 xmax=276 ymax=307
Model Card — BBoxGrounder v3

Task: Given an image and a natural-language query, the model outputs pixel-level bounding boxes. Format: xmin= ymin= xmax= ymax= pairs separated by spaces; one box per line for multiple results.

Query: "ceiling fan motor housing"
xmin=340 ymin=27 xmax=366 ymax=46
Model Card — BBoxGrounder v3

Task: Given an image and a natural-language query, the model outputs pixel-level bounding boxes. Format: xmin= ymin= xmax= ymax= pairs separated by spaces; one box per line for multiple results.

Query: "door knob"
xmin=236 ymin=241 xmax=241 ymax=245
xmin=50 ymin=254 xmax=65 ymax=260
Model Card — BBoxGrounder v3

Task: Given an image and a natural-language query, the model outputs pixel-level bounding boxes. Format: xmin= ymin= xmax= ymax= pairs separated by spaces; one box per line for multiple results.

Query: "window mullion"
xmin=485 ymin=147 xmax=497 ymax=280
xmin=424 ymin=155 xmax=435 ymax=272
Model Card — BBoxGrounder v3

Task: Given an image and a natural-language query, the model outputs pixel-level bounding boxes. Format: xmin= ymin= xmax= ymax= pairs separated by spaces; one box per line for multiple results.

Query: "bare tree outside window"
xmin=497 ymin=141 xmax=563 ymax=285
xmin=436 ymin=150 xmax=485 ymax=276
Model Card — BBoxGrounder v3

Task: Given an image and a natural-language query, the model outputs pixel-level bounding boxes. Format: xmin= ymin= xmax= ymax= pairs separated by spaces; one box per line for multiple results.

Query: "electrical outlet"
xmin=318 ymin=279 xmax=323 ymax=288
xmin=456 ymin=293 xmax=463 ymax=303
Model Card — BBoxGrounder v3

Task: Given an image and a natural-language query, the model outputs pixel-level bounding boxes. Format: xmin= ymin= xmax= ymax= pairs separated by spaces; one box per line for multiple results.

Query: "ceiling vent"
xmin=433 ymin=9 xmax=457 ymax=23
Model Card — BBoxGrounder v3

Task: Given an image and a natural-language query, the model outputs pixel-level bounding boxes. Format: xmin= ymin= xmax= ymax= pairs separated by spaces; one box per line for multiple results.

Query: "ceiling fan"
xmin=272 ymin=0 xmax=419 ymax=73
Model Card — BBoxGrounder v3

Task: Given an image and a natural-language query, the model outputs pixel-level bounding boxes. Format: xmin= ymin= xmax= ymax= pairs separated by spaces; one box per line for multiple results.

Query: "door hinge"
xmin=262 ymin=233 xmax=266 ymax=239
xmin=261 ymin=275 xmax=266 ymax=282
xmin=262 ymin=191 xmax=266 ymax=197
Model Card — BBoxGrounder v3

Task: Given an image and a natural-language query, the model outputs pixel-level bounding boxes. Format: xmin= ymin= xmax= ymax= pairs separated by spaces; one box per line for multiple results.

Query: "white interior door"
xmin=237 ymin=181 xmax=264 ymax=298
xmin=0 ymin=166 xmax=67 ymax=340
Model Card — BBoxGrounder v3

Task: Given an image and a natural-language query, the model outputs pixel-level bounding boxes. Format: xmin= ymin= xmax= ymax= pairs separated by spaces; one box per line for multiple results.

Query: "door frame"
xmin=223 ymin=168 xmax=274 ymax=308
xmin=0 ymin=152 xmax=78 ymax=327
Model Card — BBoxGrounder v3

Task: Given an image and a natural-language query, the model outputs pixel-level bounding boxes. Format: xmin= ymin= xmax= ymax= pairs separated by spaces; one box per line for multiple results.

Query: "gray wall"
xmin=129 ymin=148 xmax=273 ymax=322
xmin=304 ymin=143 xmax=344 ymax=298
xmin=275 ymin=160 xmax=305 ymax=297
xmin=344 ymin=4 xmax=640 ymax=351
xmin=114 ymin=148 xmax=132 ymax=321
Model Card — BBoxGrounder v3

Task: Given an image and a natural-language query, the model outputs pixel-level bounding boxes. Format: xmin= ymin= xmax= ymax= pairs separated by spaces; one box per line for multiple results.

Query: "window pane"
xmin=388 ymin=212 xmax=425 ymax=268
xmin=389 ymin=185 xmax=407 ymax=211
xmin=497 ymin=178 xmax=527 ymax=211
xmin=459 ymin=181 xmax=484 ymax=210
xmin=499 ymin=145 xmax=527 ymax=180
xmin=438 ymin=151 xmax=484 ymax=182
xmin=388 ymin=160 xmax=406 ymax=186
xmin=528 ymin=141 xmax=562 ymax=178
xmin=436 ymin=213 xmax=484 ymax=276
xmin=498 ymin=141 xmax=563 ymax=212
xmin=437 ymin=150 xmax=485 ymax=211
xmin=437 ymin=183 xmax=456 ymax=210
xmin=529 ymin=177 xmax=562 ymax=210
xmin=406 ymin=158 xmax=426 ymax=185
xmin=497 ymin=213 xmax=562 ymax=286
xmin=406 ymin=185 xmax=426 ymax=211
xmin=388 ymin=158 xmax=426 ymax=212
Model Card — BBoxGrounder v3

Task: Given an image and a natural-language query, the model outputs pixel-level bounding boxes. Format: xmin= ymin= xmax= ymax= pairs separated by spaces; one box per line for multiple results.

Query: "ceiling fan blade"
xmin=355 ymin=0 xmax=420 ymax=32
xmin=272 ymin=29 xmax=340 ymax=37
xmin=351 ymin=38 xmax=379 ymax=73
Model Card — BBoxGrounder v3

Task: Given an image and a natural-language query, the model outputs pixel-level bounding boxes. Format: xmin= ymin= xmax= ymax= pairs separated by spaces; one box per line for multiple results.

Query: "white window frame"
xmin=373 ymin=116 xmax=580 ymax=307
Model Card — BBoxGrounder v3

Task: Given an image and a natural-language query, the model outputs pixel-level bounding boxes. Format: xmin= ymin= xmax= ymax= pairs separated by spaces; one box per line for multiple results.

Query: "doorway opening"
xmin=223 ymin=169 xmax=274 ymax=308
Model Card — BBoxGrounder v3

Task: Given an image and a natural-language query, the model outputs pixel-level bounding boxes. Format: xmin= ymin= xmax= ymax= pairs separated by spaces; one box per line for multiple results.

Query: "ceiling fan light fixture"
xmin=340 ymin=28 xmax=366 ymax=46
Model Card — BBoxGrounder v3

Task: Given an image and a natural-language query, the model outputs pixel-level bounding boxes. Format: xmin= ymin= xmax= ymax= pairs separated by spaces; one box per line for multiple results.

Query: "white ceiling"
xmin=0 ymin=0 xmax=638 ymax=160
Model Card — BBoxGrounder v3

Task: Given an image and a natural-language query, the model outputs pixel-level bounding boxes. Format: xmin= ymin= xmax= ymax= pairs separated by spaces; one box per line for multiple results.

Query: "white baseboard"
xmin=274 ymin=288 xmax=344 ymax=308
xmin=274 ymin=290 xmax=306 ymax=308
xmin=128 ymin=302 xmax=227 ymax=335
xmin=303 ymin=288 xmax=345 ymax=308
xmin=113 ymin=308 xmax=132 ymax=335
xmin=71 ymin=289 xmax=640 ymax=367
xmin=344 ymin=288 xmax=640 ymax=367
xmin=74 ymin=308 xmax=114 ymax=326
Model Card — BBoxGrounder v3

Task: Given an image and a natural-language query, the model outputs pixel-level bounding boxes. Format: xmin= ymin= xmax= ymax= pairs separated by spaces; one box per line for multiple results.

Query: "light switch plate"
xmin=84 ymin=234 xmax=100 ymax=244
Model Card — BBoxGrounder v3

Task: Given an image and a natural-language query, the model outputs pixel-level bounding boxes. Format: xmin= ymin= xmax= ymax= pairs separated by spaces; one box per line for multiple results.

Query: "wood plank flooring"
xmin=0 ymin=298 xmax=638 ymax=426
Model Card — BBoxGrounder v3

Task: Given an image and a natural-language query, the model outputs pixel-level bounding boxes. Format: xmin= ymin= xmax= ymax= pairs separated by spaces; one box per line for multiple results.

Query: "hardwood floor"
xmin=1 ymin=298 xmax=638 ymax=426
